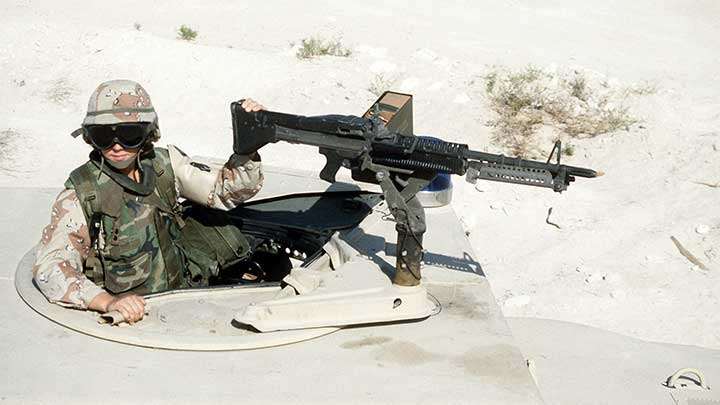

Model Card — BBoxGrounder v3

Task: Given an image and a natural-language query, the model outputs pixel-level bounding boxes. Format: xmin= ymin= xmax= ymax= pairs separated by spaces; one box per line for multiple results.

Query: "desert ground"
xmin=1 ymin=0 xmax=718 ymax=353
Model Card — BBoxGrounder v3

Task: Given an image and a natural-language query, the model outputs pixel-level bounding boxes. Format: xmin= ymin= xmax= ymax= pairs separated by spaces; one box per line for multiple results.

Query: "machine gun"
xmin=232 ymin=92 xmax=600 ymax=287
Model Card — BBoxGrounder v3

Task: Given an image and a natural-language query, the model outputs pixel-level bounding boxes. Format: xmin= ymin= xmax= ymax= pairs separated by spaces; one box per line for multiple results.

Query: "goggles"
xmin=84 ymin=124 xmax=153 ymax=150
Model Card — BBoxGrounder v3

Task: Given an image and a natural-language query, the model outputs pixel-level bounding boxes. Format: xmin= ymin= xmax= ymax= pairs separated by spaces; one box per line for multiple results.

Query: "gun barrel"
xmin=464 ymin=149 xmax=599 ymax=178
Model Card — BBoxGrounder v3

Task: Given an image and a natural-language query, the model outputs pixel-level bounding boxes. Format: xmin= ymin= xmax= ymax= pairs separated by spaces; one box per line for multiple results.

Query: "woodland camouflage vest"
xmin=66 ymin=148 xmax=187 ymax=294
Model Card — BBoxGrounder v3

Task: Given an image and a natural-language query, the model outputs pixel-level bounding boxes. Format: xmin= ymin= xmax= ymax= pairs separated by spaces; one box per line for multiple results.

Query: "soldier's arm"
xmin=168 ymin=144 xmax=264 ymax=210
xmin=32 ymin=189 xmax=105 ymax=309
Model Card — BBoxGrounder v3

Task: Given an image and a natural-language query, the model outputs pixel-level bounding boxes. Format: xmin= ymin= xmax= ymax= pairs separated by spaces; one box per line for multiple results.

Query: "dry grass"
xmin=0 ymin=129 xmax=18 ymax=172
xmin=368 ymin=73 xmax=396 ymax=96
xmin=296 ymin=37 xmax=351 ymax=59
xmin=46 ymin=79 xmax=77 ymax=105
xmin=484 ymin=65 xmax=652 ymax=156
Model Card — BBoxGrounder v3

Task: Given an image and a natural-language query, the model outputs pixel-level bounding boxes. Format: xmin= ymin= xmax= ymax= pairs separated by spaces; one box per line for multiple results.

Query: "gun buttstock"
xmin=231 ymin=102 xmax=276 ymax=155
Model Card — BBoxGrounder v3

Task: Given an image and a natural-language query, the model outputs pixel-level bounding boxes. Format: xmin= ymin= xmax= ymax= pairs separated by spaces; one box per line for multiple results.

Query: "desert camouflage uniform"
xmin=33 ymin=146 xmax=263 ymax=309
xmin=34 ymin=79 xmax=264 ymax=308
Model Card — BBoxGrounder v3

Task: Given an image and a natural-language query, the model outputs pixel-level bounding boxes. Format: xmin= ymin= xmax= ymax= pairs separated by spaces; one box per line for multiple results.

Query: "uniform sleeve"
xmin=168 ymin=144 xmax=264 ymax=210
xmin=32 ymin=189 xmax=105 ymax=309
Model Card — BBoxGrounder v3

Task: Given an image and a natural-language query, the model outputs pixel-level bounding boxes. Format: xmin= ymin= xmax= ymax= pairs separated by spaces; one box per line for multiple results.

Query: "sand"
xmin=1 ymin=0 xmax=718 ymax=349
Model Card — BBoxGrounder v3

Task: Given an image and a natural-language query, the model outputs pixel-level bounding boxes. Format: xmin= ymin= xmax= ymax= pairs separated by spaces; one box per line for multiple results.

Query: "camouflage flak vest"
xmin=66 ymin=148 xmax=187 ymax=294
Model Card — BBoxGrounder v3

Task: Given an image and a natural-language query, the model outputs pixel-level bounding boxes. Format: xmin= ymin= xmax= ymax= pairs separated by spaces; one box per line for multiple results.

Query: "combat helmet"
xmin=72 ymin=79 xmax=161 ymax=145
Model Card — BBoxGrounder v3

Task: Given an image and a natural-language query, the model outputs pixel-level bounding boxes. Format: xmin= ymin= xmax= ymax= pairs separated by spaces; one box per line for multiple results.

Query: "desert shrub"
xmin=0 ymin=129 xmax=17 ymax=172
xmin=296 ymin=37 xmax=351 ymax=59
xmin=368 ymin=73 xmax=396 ymax=96
xmin=46 ymin=79 xmax=77 ymax=105
xmin=0 ymin=130 xmax=11 ymax=153
xmin=625 ymin=80 xmax=658 ymax=96
xmin=177 ymin=25 xmax=198 ymax=41
xmin=484 ymin=65 xmax=649 ymax=156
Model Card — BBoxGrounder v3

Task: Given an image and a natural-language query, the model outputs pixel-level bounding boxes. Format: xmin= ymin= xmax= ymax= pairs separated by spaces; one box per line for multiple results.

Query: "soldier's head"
xmin=73 ymin=80 xmax=160 ymax=169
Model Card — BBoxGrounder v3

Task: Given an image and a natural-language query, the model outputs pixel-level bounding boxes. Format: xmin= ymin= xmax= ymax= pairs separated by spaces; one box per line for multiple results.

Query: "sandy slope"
xmin=1 ymin=0 xmax=718 ymax=348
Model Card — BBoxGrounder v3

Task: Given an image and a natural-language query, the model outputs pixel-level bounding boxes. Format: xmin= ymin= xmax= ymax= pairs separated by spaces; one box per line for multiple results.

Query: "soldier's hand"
xmin=106 ymin=294 xmax=146 ymax=324
xmin=241 ymin=98 xmax=265 ymax=112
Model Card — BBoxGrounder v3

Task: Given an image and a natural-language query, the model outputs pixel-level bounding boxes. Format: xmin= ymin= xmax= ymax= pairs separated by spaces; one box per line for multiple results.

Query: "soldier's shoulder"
xmin=152 ymin=146 xmax=172 ymax=162
xmin=150 ymin=146 xmax=173 ymax=170
xmin=161 ymin=144 xmax=190 ymax=158
xmin=50 ymin=188 xmax=81 ymax=210
xmin=156 ymin=144 xmax=191 ymax=169
xmin=65 ymin=159 xmax=97 ymax=190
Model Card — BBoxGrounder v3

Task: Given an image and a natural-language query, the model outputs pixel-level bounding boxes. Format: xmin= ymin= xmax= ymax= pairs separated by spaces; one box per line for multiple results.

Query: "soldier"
xmin=33 ymin=79 xmax=264 ymax=323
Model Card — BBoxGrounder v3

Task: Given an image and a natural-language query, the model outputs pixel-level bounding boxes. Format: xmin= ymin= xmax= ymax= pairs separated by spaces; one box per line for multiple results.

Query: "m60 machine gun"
xmin=232 ymin=92 xmax=600 ymax=291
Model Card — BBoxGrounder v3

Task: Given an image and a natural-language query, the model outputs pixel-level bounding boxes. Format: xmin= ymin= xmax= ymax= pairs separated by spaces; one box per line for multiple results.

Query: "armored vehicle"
xmin=6 ymin=93 xmax=719 ymax=404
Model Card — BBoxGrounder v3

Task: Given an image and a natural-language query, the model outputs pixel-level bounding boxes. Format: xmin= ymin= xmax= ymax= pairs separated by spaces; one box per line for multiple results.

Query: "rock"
xmin=427 ymin=81 xmax=446 ymax=91
xmin=584 ymin=272 xmax=606 ymax=284
xmin=695 ymin=224 xmax=710 ymax=235
xmin=503 ymin=295 xmax=531 ymax=308
xmin=356 ymin=46 xmax=388 ymax=58
xmin=453 ymin=93 xmax=470 ymax=104
xmin=399 ymin=77 xmax=420 ymax=92
xmin=474 ymin=182 xmax=491 ymax=192
xmin=414 ymin=48 xmax=438 ymax=61
xmin=369 ymin=60 xmax=397 ymax=74
xmin=609 ymin=290 xmax=627 ymax=300
xmin=489 ymin=201 xmax=504 ymax=210
xmin=690 ymin=264 xmax=705 ymax=272
xmin=644 ymin=255 xmax=664 ymax=264
xmin=575 ymin=264 xmax=591 ymax=274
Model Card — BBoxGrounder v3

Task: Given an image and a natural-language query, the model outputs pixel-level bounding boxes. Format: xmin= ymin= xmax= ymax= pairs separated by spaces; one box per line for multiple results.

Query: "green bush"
xmin=177 ymin=25 xmax=198 ymax=41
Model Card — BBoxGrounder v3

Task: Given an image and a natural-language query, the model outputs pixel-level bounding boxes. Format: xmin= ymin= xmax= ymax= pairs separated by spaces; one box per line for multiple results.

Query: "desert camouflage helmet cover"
xmin=72 ymin=80 xmax=160 ymax=141
xmin=83 ymin=80 xmax=158 ymax=126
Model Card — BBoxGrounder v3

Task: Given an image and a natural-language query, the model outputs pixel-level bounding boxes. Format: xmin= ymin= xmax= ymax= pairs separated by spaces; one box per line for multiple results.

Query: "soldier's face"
xmin=101 ymin=143 xmax=140 ymax=164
